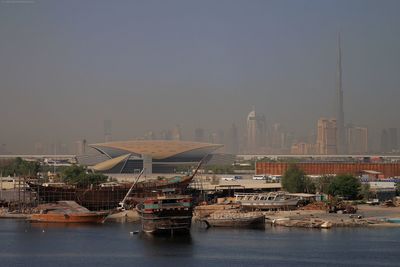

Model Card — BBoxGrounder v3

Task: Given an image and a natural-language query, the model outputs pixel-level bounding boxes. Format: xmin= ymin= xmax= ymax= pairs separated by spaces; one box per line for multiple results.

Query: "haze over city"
xmin=2 ymin=3 xmax=400 ymax=266
xmin=1 ymin=0 xmax=399 ymax=153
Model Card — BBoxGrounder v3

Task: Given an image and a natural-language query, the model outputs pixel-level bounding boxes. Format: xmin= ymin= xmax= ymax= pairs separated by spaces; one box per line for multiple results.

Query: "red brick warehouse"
xmin=256 ymin=162 xmax=400 ymax=178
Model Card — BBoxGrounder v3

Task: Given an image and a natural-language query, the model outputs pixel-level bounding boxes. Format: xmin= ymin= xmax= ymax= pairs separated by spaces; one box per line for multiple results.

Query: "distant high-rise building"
xmin=388 ymin=128 xmax=398 ymax=151
xmin=144 ymin=131 xmax=156 ymax=140
xmin=316 ymin=118 xmax=337 ymax=155
xmin=208 ymin=132 xmax=218 ymax=144
xmin=49 ymin=143 xmax=56 ymax=154
xmin=381 ymin=129 xmax=389 ymax=153
xmin=270 ymin=123 xmax=285 ymax=150
xmin=160 ymin=130 xmax=172 ymax=140
xmin=59 ymin=143 xmax=68 ymax=154
xmin=335 ymin=33 xmax=346 ymax=154
xmin=34 ymin=142 xmax=45 ymax=154
xmin=104 ymin=120 xmax=112 ymax=142
xmin=247 ymin=109 xmax=257 ymax=151
xmin=217 ymin=130 xmax=224 ymax=145
xmin=227 ymin=123 xmax=239 ymax=154
xmin=347 ymin=126 xmax=368 ymax=154
xmin=291 ymin=142 xmax=316 ymax=155
xmin=194 ymin=128 xmax=205 ymax=142
xmin=380 ymin=128 xmax=398 ymax=153
xmin=0 ymin=144 xmax=8 ymax=154
xmin=75 ymin=139 xmax=87 ymax=155
xmin=283 ymin=132 xmax=295 ymax=150
xmin=246 ymin=108 xmax=267 ymax=152
xmin=172 ymin=125 xmax=182 ymax=141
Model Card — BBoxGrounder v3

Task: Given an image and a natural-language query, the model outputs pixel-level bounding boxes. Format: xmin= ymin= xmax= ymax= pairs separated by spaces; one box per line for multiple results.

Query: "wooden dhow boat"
xmin=28 ymin=201 xmax=108 ymax=223
xmin=136 ymin=195 xmax=193 ymax=235
xmin=202 ymin=211 xmax=265 ymax=228
xmin=27 ymin=160 xmax=204 ymax=211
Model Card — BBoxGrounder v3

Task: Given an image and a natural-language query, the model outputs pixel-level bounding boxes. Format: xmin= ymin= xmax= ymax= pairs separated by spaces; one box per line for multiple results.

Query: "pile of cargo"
xmin=272 ymin=217 xmax=332 ymax=228
xmin=300 ymin=202 xmax=327 ymax=211
xmin=193 ymin=203 xmax=240 ymax=219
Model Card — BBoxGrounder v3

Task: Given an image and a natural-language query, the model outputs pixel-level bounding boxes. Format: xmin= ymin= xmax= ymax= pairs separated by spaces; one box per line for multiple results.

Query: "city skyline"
xmin=1 ymin=1 xmax=399 ymax=154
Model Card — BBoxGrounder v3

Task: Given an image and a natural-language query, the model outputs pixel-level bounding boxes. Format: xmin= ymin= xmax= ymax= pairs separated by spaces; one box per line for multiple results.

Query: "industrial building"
xmin=256 ymin=162 xmax=400 ymax=178
xmin=77 ymin=140 xmax=223 ymax=175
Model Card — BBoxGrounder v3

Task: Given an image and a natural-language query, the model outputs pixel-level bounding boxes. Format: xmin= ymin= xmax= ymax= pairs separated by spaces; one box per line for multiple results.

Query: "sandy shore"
xmin=262 ymin=204 xmax=400 ymax=228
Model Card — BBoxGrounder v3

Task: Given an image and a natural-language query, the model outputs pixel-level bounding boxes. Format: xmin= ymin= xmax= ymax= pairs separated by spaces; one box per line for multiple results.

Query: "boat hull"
xmin=240 ymin=199 xmax=300 ymax=210
xmin=203 ymin=215 xmax=265 ymax=228
xmin=141 ymin=215 xmax=192 ymax=234
xmin=136 ymin=195 xmax=193 ymax=235
xmin=29 ymin=212 xmax=108 ymax=223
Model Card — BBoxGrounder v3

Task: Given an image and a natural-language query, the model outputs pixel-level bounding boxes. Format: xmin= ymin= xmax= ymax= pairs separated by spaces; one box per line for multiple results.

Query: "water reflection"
xmin=1 ymin=219 xmax=399 ymax=267
xmin=29 ymin=222 xmax=105 ymax=230
xmin=139 ymin=232 xmax=193 ymax=258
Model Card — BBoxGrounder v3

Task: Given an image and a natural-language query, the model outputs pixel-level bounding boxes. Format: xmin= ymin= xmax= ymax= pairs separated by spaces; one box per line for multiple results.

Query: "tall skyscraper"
xmin=208 ymin=132 xmax=217 ymax=144
xmin=144 ymin=131 xmax=156 ymax=140
xmin=381 ymin=129 xmax=389 ymax=153
xmin=336 ymin=33 xmax=346 ymax=154
xmin=194 ymin=128 xmax=205 ymax=142
xmin=388 ymin=128 xmax=398 ymax=151
xmin=75 ymin=139 xmax=87 ymax=155
xmin=291 ymin=142 xmax=316 ymax=155
xmin=227 ymin=123 xmax=239 ymax=154
xmin=270 ymin=123 xmax=285 ymax=150
xmin=381 ymin=128 xmax=398 ymax=153
xmin=316 ymin=118 xmax=337 ymax=155
xmin=0 ymin=144 xmax=8 ymax=154
xmin=34 ymin=142 xmax=45 ymax=154
xmin=347 ymin=126 xmax=368 ymax=154
xmin=160 ymin=130 xmax=172 ymax=140
xmin=172 ymin=125 xmax=182 ymax=141
xmin=246 ymin=108 xmax=267 ymax=152
xmin=247 ymin=109 xmax=257 ymax=151
xmin=104 ymin=120 xmax=112 ymax=142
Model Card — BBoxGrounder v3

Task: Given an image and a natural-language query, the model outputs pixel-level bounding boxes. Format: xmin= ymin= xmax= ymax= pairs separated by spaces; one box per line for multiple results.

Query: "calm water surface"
xmin=0 ymin=219 xmax=399 ymax=267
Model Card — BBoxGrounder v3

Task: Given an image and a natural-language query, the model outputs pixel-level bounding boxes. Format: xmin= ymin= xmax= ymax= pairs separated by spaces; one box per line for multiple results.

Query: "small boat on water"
xmin=136 ymin=195 xmax=193 ymax=235
xmin=28 ymin=201 xmax=108 ymax=223
xmin=235 ymin=192 xmax=299 ymax=211
xmin=202 ymin=211 xmax=265 ymax=228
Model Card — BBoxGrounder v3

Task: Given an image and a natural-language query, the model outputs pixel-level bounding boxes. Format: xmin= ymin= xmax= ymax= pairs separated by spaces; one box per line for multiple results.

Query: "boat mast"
xmin=118 ymin=168 xmax=145 ymax=211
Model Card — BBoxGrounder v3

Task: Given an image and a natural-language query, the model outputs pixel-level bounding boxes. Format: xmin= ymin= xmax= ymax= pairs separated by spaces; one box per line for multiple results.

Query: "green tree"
xmin=206 ymin=165 xmax=234 ymax=174
xmin=62 ymin=165 xmax=107 ymax=187
xmin=315 ymin=175 xmax=335 ymax=194
xmin=328 ymin=174 xmax=361 ymax=200
xmin=395 ymin=183 xmax=400 ymax=196
xmin=0 ymin=157 xmax=39 ymax=176
xmin=281 ymin=164 xmax=315 ymax=193
xmin=360 ymin=183 xmax=372 ymax=200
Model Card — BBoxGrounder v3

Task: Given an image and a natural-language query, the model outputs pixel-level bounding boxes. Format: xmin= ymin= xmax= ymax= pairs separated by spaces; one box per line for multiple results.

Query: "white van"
xmin=252 ymin=175 xmax=267 ymax=180
xmin=270 ymin=175 xmax=282 ymax=182
xmin=221 ymin=176 xmax=236 ymax=181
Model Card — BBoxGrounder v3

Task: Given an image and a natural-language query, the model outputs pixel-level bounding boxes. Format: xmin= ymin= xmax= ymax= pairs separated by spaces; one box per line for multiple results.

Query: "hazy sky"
xmin=1 ymin=0 xmax=399 ymax=153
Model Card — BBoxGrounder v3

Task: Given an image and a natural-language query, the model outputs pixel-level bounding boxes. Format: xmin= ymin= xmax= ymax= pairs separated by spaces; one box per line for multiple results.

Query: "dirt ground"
xmin=262 ymin=205 xmax=400 ymax=227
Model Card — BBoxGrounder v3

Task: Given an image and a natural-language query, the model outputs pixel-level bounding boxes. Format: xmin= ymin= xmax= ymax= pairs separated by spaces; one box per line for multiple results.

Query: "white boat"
xmin=235 ymin=192 xmax=299 ymax=210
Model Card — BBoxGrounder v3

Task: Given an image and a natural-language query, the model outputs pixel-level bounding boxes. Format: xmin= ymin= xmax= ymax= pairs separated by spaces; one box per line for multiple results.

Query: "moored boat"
xmin=28 ymin=201 xmax=108 ymax=223
xmin=235 ymin=192 xmax=299 ymax=211
xmin=136 ymin=195 xmax=193 ymax=235
xmin=202 ymin=211 xmax=265 ymax=228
